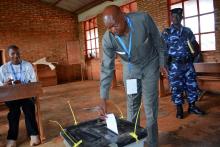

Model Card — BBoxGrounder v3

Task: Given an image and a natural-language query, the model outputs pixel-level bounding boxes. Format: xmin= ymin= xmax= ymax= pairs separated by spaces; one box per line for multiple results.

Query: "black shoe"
xmin=188 ymin=102 xmax=205 ymax=115
xmin=176 ymin=105 xmax=184 ymax=119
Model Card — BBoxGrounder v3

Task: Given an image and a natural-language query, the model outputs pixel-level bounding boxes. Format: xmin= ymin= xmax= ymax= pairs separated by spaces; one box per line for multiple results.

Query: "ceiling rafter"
xmin=73 ymin=0 xmax=113 ymax=14
xmin=52 ymin=0 xmax=63 ymax=6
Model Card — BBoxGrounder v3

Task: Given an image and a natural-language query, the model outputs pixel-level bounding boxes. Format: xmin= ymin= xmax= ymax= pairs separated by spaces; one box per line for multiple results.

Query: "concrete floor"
xmin=0 ymin=81 xmax=220 ymax=147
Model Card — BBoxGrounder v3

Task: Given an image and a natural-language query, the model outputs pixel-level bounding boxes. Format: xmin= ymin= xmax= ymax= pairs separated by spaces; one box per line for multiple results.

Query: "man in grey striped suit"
xmin=100 ymin=5 xmax=167 ymax=147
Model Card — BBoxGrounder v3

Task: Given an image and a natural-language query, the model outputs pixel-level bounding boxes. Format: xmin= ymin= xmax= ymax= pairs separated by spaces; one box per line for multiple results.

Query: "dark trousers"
xmin=5 ymin=98 xmax=39 ymax=140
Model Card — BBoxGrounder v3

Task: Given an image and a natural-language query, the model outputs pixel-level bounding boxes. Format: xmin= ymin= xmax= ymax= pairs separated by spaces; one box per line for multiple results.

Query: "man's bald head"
xmin=103 ymin=5 xmax=122 ymax=20
xmin=102 ymin=5 xmax=127 ymax=36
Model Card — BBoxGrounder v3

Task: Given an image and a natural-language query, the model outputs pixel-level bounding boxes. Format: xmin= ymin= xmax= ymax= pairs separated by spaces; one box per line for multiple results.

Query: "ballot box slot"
xmin=68 ymin=128 xmax=101 ymax=142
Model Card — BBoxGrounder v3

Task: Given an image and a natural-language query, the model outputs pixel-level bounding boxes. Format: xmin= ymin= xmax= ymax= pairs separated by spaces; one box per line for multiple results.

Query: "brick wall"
xmin=0 ymin=0 xmax=78 ymax=64
xmin=78 ymin=22 xmax=86 ymax=61
xmin=97 ymin=14 xmax=105 ymax=59
xmin=137 ymin=0 xmax=169 ymax=31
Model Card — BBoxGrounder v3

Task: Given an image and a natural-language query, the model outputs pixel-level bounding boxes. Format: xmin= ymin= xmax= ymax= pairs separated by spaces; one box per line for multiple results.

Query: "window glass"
xmin=86 ymin=31 xmax=90 ymax=40
xmin=184 ymin=0 xmax=198 ymax=17
xmin=199 ymin=0 xmax=214 ymax=14
xmin=87 ymin=41 xmax=91 ymax=49
xmin=90 ymin=29 xmax=95 ymax=39
xmin=185 ymin=16 xmax=199 ymax=34
xmin=200 ymin=13 xmax=215 ymax=33
xmin=201 ymin=33 xmax=216 ymax=51
xmin=91 ymin=39 xmax=96 ymax=49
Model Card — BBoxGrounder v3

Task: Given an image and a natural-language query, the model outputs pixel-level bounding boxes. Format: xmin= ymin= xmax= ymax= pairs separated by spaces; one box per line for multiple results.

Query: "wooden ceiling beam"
xmin=74 ymin=0 xmax=113 ymax=14
xmin=52 ymin=0 xmax=64 ymax=6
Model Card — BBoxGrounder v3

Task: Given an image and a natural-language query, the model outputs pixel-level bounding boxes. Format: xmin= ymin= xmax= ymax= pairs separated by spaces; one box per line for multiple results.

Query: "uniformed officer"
xmin=162 ymin=8 xmax=205 ymax=119
xmin=100 ymin=5 xmax=167 ymax=147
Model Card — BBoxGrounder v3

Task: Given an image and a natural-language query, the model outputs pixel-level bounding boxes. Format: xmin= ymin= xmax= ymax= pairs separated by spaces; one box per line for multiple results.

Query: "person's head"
xmin=102 ymin=5 xmax=127 ymax=36
xmin=171 ymin=8 xmax=183 ymax=26
xmin=7 ymin=45 xmax=21 ymax=64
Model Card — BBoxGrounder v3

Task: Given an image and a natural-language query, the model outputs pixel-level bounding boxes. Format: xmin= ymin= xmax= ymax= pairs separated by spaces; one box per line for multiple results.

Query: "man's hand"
xmin=3 ymin=79 xmax=13 ymax=86
xmin=160 ymin=66 xmax=168 ymax=78
xmin=99 ymin=99 xmax=108 ymax=120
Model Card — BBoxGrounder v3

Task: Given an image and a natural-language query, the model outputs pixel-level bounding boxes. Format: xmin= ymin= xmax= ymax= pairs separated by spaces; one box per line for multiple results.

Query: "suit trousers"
xmin=124 ymin=57 xmax=159 ymax=147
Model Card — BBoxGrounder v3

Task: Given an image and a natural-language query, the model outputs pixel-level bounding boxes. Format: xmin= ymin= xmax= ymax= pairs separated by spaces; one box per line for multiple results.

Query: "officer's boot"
xmin=188 ymin=102 xmax=205 ymax=115
xmin=176 ymin=104 xmax=183 ymax=119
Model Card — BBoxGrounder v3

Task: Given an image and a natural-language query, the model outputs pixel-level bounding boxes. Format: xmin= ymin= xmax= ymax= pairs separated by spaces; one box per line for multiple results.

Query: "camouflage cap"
xmin=171 ymin=8 xmax=183 ymax=15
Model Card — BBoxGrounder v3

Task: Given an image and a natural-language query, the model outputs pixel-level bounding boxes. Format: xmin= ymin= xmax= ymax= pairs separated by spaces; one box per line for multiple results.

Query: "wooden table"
xmin=0 ymin=82 xmax=45 ymax=142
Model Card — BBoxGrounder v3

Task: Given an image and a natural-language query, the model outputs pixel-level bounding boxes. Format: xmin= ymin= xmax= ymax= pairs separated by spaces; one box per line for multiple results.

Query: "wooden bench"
xmin=194 ymin=62 xmax=220 ymax=93
xmin=0 ymin=82 xmax=45 ymax=143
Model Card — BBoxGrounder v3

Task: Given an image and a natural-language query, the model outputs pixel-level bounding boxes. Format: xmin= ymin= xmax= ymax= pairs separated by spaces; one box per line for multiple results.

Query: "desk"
xmin=0 ymin=82 xmax=45 ymax=142
xmin=194 ymin=62 xmax=220 ymax=92
xmin=194 ymin=62 xmax=220 ymax=74
xmin=35 ymin=64 xmax=57 ymax=87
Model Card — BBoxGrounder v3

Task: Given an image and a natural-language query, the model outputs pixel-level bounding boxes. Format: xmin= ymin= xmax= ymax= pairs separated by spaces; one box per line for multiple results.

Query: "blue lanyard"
xmin=10 ymin=61 xmax=22 ymax=81
xmin=115 ymin=17 xmax=133 ymax=71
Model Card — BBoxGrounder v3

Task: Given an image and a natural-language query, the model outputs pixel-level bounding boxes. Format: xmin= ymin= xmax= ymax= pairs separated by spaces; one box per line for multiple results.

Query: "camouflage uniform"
xmin=162 ymin=24 xmax=199 ymax=105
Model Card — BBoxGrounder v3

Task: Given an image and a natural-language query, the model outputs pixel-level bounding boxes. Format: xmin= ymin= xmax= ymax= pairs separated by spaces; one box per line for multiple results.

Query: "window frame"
xmin=168 ymin=0 xmax=216 ymax=51
xmin=83 ymin=17 xmax=99 ymax=58
xmin=120 ymin=1 xmax=137 ymax=13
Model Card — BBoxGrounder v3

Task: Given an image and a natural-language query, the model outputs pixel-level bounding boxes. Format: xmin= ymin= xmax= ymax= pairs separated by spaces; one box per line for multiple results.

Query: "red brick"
xmin=0 ymin=0 xmax=78 ymax=64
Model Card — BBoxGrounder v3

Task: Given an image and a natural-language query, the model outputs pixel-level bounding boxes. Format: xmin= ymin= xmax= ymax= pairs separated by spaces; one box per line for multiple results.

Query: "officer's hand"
xmin=13 ymin=80 xmax=21 ymax=84
xmin=3 ymin=79 xmax=13 ymax=86
xmin=160 ymin=66 xmax=168 ymax=78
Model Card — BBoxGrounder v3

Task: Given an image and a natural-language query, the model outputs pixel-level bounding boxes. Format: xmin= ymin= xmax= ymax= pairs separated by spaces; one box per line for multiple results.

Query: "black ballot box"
xmin=60 ymin=117 xmax=147 ymax=147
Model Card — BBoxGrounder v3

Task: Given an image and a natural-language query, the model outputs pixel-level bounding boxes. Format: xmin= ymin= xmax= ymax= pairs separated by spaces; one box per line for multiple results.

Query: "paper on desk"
xmin=33 ymin=57 xmax=56 ymax=70
xmin=106 ymin=113 xmax=118 ymax=135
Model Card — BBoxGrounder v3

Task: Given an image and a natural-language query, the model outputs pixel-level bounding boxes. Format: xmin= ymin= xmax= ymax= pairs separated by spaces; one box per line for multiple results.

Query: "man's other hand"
xmin=3 ymin=79 xmax=13 ymax=86
xmin=160 ymin=66 xmax=168 ymax=78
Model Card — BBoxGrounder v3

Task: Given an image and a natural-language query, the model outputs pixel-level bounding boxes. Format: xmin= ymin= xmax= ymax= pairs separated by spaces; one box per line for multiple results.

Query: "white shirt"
xmin=0 ymin=60 xmax=37 ymax=86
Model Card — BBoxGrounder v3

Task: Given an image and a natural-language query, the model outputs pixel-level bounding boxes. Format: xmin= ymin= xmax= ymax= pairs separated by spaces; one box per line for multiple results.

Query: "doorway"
xmin=0 ymin=50 xmax=5 ymax=66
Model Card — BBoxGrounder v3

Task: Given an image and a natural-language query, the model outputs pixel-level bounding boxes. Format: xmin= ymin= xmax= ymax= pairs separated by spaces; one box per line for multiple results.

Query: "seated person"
xmin=0 ymin=45 xmax=40 ymax=147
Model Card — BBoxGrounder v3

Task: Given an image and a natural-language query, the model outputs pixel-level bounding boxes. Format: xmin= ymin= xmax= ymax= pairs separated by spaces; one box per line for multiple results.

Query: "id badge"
xmin=126 ymin=79 xmax=137 ymax=95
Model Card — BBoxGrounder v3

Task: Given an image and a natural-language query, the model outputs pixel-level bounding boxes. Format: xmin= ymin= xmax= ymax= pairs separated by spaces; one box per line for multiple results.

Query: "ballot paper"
xmin=33 ymin=57 xmax=56 ymax=70
xmin=126 ymin=79 xmax=137 ymax=95
xmin=106 ymin=113 xmax=118 ymax=135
